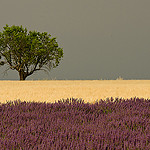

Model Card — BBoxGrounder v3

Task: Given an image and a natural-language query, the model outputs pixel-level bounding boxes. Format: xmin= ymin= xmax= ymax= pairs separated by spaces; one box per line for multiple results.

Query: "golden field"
xmin=0 ymin=80 xmax=150 ymax=105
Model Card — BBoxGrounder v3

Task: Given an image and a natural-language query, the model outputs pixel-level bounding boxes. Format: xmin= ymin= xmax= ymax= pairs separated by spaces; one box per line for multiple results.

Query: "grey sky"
xmin=0 ymin=0 xmax=150 ymax=80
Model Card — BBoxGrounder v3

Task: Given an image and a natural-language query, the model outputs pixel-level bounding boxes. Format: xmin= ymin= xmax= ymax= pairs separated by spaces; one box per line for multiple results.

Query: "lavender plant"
xmin=0 ymin=97 xmax=149 ymax=149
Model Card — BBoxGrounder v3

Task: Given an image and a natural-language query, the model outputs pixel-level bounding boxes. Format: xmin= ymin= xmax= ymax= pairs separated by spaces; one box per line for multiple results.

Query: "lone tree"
xmin=0 ymin=24 xmax=63 ymax=80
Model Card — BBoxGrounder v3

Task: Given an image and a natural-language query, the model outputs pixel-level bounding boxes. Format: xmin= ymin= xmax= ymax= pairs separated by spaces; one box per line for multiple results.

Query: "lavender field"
xmin=0 ymin=97 xmax=149 ymax=149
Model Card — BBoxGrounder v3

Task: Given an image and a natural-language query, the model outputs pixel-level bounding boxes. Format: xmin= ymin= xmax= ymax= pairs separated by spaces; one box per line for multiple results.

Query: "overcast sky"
xmin=0 ymin=0 xmax=150 ymax=80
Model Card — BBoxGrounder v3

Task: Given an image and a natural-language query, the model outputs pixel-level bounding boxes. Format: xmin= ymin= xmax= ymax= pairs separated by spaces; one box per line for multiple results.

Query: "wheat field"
xmin=0 ymin=80 xmax=150 ymax=105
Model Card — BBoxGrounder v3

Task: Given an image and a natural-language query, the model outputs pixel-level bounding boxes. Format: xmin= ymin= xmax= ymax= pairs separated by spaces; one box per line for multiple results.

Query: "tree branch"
xmin=26 ymin=57 xmax=41 ymax=76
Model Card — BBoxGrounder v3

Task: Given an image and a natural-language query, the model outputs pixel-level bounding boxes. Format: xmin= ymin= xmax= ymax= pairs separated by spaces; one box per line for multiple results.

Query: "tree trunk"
xmin=19 ymin=70 xmax=27 ymax=80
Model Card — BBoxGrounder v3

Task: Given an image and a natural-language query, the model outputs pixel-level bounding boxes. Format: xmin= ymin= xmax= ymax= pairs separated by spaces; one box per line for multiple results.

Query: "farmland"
xmin=0 ymin=80 xmax=150 ymax=149
xmin=0 ymin=80 xmax=150 ymax=105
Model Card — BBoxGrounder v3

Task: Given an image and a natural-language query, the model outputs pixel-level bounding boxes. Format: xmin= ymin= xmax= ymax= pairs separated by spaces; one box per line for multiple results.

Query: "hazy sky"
xmin=0 ymin=0 xmax=150 ymax=80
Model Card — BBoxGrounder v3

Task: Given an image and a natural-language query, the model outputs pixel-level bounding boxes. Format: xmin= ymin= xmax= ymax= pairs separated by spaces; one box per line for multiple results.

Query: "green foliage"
xmin=0 ymin=24 xmax=63 ymax=80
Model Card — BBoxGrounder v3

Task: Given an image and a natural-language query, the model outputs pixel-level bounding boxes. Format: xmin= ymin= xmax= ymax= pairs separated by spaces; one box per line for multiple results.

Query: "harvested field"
xmin=0 ymin=80 xmax=150 ymax=105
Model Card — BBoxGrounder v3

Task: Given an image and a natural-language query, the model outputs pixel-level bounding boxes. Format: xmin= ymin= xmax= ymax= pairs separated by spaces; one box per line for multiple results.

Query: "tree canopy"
xmin=0 ymin=24 xmax=63 ymax=80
